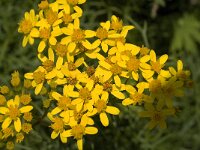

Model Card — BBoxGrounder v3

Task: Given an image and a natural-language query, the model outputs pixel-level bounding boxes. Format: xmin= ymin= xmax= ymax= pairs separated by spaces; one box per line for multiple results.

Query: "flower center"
xmin=19 ymin=19 xmax=33 ymax=34
xmin=126 ymin=57 xmax=140 ymax=72
xmin=71 ymin=124 xmax=85 ymax=140
xmin=33 ymin=71 xmax=45 ymax=84
xmin=96 ymin=27 xmax=108 ymax=40
xmin=51 ymin=117 xmax=64 ymax=132
xmin=111 ymin=19 xmax=123 ymax=31
xmin=71 ymin=29 xmax=85 ymax=43
xmin=57 ymin=96 xmax=71 ymax=111
xmin=63 ymin=13 xmax=73 ymax=24
xmin=95 ymin=100 xmax=107 ymax=113
xmin=68 ymin=62 xmax=76 ymax=71
xmin=130 ymin=93 xmax=143 ymax=104
xmin=86 ymin=66 xmax=95 ymax=77
xmin=22 ymin=123 xmax=32 ymax=134
xmin=40 ymin=28 xmax=51 ymax=39
xmin=152 ymin=111 xmax=162 ymax=122
xmin=110 ymin=64 xmax=122 ymax=75
xmin=43 ymin=60 xmax=54 ymax=72
xmin=103 ymin=82 xmax=112 ymax=92
xmin=114 ymin=37 xmax=126 ymax=44
xmin=151 ymin=61 xmax=161 ymax=73
xmin=55 ymin=43 xmax=67 ymax=57
xmin=45 ymin=9 xmax=58 ymax=25
xmin=67 ymin=77 xmax=77 ymax=85
xmin=79 ymin=88 xmax=91 ymax=101
xmin=7 ymin=105 xmax=20 ymax=121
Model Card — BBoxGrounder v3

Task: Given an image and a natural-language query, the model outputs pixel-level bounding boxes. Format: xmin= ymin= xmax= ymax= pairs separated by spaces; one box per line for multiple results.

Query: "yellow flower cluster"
xmin=17 ymin=0 xmax=192 ymax=149
xmin=0 ymin=71 xmax=33 ymax=150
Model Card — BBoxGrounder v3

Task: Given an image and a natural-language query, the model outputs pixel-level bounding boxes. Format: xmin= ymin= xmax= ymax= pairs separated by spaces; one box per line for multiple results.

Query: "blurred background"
xmin=0 ymin=0 xmax=200 ymax=149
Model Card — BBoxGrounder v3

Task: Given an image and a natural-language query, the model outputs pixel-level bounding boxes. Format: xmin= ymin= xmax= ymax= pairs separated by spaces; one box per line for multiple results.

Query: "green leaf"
xmin=171 ymin=14 xmax=200 ymax=54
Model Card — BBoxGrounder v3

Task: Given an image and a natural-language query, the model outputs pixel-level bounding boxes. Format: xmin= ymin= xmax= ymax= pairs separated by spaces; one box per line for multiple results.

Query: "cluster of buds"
xmin=16 ymin=0 xmax=193 ymax=149
xmin=0 ymin=72 xmax=33 ymax=150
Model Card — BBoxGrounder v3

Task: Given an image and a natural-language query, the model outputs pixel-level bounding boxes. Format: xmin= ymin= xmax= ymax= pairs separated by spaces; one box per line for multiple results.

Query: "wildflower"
xmin=63 ymin=115 xmax=98 ymax=150
xmin=122 ymin=85 xmax=153 ymax=106
xmin=142 ymin=50 xmax=171 ymax=79
xmin=18 ymin=9 xmax=39 ymax=47
xmin=0 ymin=94 xmax=6 ymax=105
xmin=139 ymin=103 xmax=175 ymax=129
xmin=92 ymin=92 xmax=120 ymax=126
xmin=169 ymin=60 xmax=191 ymax=83
xmin=48 ymin=113 xmax=68 ymax=143
xmin=16 ymin=132 xmax=24 ymax=143
xmin=25 ymin=66 xmax=47 ymax=95
xmin=0 ymin=95 xmax=33 ymax=132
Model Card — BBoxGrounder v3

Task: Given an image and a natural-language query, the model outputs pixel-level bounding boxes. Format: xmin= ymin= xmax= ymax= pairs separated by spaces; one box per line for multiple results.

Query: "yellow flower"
xmin=0 ymin=95 xmax=33 ymax=132
xmin=159 ymin=77 xmax=184 ymax=108
xmin=48 ymin=114 xmax=68 ymax=143
xmin=122 ymin=84 xmax=153 ymax=106
xmin=38 ymin=48 xmax=65 ymax=82
xmin=92 ymin=92 xmax=120 ymax=126
xmin=62 ymin=115 xmax=98 ymax=150
xmin=94 ymin=21 xmax=121 ymax=53
xmin=18 ymin=9 xmax=39 ymax=47
xmin=61 ymin=18 xmax=95 ymax=53
xmin=142 ymin=50 xmax=171 ymax=79
xmin=169 ymin=60 xmax=191 ymax=82
xmin=139 ymin=103 xmax=175 ymax=129
xmin=25 ymin=66 xmax=47 ymax=95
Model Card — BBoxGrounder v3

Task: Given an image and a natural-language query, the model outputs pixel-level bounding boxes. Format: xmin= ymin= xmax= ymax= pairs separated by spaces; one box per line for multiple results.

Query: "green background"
xmin=0 ymin=0 xmax=200 ymax=149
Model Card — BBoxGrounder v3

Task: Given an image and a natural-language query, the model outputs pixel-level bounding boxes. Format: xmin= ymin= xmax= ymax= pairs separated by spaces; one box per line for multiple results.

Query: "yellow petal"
xmin=100 ymin=112 xmax=109 ymax=126
xmin=0 ymin=107 xmax=9 ymax=114
xmin=99 ymin=61 xmax=111 ymax=70
xmin=114 ymin=75 xmax=121 ymax=87
xmin=68 ymin=42 xmax=76 ymax=53
xmin=77 ymin=139 xmax=83 ymax=150
xmin=52 ymin=92 xmax=62 ymax=100
xmin=51 ymin=107 xmax=62 ymax=115
xmin=38 ymin=41 xmax=46 ymax=53
xmin=177 ymin=60 xmax=183 ymax=71
xmin=85 ymin=127 xmax=98 ymax=134
xmin=2 ymin=117 xmax=12 ymax=129
xmin=22 ymin=36 xmax=28 ymax=47
xmin=56 ymin=57 xmax=63 ymax=69
xmin=51 ymin=131 xmax=59 ymax=139
xmin=48 ymin=48 xmax=54 ymax=61
xmin=101 ymin=42 xmax=108 ymax=53
xmin=49 ymin=36 xmax=57 ymax=45
xmin=150 ymin=50 xmax=156 ymax=62
xmin=35 ymin=83 xmax=43 ymax=95
xmin=62 ymin=130 xmax=72 ymax=137
xmin=20 ymin=106 xmax=33 ymax=113
xmin=14 ymin=118 xmax=21 ymax=132
xmin=106 ymin=106 xmax=120 ymax=115
xmin=159 ymin=54 xmax=168 ymax=64
xmin=111 ymin=91 xmax=125 ymax=99
xmin=24 ymin=73 xmax=33 ymax=79
xmin=30 ymin=28 xmax=39 ymax=37
xmin=85 ymin=30 xmax=96 ymax=38
xmin=125 ymin=85 xmax=136 ymax=93
xmin=122 ymin=98 xmax=133 ymax=106
xmin=60 ymin=134 xmax=68 ymax=143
